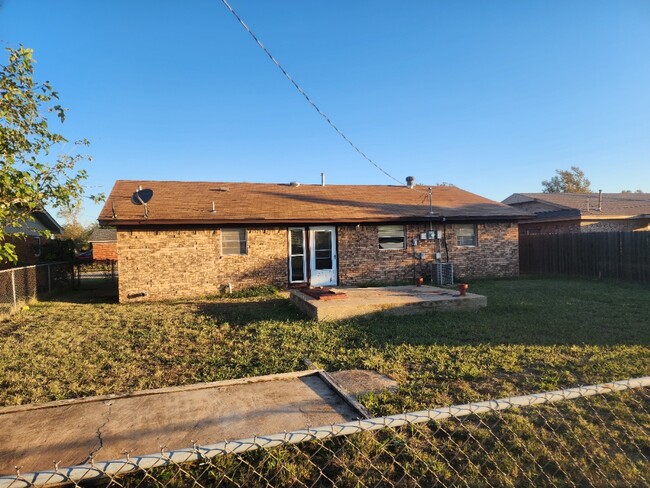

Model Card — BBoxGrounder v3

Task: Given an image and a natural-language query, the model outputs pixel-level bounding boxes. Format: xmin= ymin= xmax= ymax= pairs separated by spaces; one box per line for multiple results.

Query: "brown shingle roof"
xmin=503 ymin=193 xmax=650 ymax=217
xmin=98 ymin=180 xmax=529 ymax=226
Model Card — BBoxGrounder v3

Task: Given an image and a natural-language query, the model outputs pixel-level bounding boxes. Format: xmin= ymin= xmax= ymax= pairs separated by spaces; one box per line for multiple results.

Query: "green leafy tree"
xmin=58 ymin=202 xmax=96 ymax=251
xmin=621 ymin=189 xmax=644 ymax=193
xmin=541 ymin=166 xmax=592 ymax=193
xmin=0 ymin=46 xmax=101 ymax=264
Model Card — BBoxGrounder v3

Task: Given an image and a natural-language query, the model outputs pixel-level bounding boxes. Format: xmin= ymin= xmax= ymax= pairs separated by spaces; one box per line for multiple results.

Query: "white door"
xmin=309 ymin=226 xmax=337 ymax=286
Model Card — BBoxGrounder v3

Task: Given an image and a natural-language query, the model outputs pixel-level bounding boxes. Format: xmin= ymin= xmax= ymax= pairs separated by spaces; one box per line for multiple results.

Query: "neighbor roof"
xmin=503 ymin=192 xmax=650 ymax=220
xmin=98 ymin=180 xmax=530 ymax=226
xmin=89 ymin=227 xmax=117 ymax=242
xmin=32 ymin=209 xmax=63 ymax=234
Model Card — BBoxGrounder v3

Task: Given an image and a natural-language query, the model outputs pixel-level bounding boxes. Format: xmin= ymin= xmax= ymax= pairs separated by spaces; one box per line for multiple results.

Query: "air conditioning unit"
xmin=431 ymin=263 xmax=454 ymax=286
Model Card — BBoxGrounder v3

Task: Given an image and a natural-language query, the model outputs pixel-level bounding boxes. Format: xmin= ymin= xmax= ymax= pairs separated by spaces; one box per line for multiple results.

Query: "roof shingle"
xmin=99 ymin=181 xmax=530 ymax=226
xmin=503 ymin=192 xmax=650 ymax=217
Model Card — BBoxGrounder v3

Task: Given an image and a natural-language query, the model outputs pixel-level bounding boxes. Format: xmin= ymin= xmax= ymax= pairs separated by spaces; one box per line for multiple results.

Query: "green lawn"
xmin=1 ymin=277 xmax=648 ymax=412
xmin=1 ymin=277 xmax=648 ymax=486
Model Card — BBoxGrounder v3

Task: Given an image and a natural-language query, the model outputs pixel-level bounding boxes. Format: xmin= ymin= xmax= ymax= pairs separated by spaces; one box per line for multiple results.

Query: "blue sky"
xmin=2 ymin=0 xmax=649 ymax=224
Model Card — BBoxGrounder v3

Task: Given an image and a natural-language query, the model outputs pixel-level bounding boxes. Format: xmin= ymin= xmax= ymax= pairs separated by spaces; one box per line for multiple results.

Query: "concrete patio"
xmin=290 ymin=285 xmax=487 ymax=321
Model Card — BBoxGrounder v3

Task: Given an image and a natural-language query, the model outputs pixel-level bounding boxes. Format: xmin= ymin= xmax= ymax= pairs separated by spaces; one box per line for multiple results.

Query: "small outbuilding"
xmin=88 ymin=227 xmax=117 ymax=261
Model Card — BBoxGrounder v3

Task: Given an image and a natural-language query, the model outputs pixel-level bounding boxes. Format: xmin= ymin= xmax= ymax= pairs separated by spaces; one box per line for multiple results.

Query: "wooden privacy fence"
xmin=519 ymin=231 xmax=650 ymax=282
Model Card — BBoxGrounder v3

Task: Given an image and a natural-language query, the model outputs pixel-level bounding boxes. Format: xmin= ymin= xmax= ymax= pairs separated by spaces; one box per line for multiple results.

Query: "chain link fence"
xmin=75 ymin=260 xmax=118 ymax=284
xmin=2 ymin=377 xmax=648 ymax=487
xmin=0 ymin=263 xmax=74 ymax=316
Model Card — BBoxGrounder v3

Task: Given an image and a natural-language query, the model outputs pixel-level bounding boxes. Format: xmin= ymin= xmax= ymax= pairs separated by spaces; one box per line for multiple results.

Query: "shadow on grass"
xmin=45 ymin=278 xmax=118 ymax=304
xmin=195 ymin=298 xmax=304 ymax=325
xmin=40 ymin=276 xmax=650 ymax=347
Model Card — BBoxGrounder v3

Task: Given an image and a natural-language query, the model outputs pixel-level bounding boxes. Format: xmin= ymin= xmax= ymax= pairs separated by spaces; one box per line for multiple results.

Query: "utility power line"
xmin=220 ymin=0 xmax=404 ymax=186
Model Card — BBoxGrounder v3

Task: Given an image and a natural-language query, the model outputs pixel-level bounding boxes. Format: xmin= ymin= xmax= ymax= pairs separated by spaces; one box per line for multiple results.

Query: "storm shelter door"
xmin=309 ymin=226 xmax=337 ymax=287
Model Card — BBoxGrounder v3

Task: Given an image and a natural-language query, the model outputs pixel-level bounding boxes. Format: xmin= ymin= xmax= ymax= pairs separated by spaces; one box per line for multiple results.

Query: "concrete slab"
xmin=0 ymin=370 xmax=364 ymax=475
xmin=290 ymin=285 xmax=487 ymax=321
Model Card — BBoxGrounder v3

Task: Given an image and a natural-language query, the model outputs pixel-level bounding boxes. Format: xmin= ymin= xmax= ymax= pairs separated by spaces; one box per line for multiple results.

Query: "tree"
xmin=621 ymin=189 xmax=644 ymax=193
xmin=58 ymin=202 xmax=96 ymax=251
xmin=541 ymin=166 xmax=592 ymax=193
xmin=0 ymin=46 xmax=101 ymax=264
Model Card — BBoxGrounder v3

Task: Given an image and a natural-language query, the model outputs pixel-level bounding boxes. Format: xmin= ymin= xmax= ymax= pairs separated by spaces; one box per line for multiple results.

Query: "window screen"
xmin=221 ymin=228 xmax=247 ymax=255
xmin=456 ymin=224 xmax=477 ymax=246
xmin=378 ymin=225 xmax=405 ymax=250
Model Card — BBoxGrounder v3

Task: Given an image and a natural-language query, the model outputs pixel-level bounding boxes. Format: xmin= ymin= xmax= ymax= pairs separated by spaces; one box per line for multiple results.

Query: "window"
xmin=314 ymin=230 xmax=333 ymax=269
xmin=221 ymin=228 xmax=247 ymax=255
xmin=289 ymin=228 xmax=306 ymax=282
xmin=378 ymin=225 xmax=405 ymax=250
xmin=456 ymin=224 xmax=477 ymax=246
xmin=32 ymin=236 xmax=41 ymax=257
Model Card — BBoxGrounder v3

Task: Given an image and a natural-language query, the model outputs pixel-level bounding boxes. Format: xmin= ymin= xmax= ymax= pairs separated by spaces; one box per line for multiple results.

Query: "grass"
xmin=1 ymin=276 xmax=648 ymax=485
xmin=0 ymin=277 xmax=647 ymax=410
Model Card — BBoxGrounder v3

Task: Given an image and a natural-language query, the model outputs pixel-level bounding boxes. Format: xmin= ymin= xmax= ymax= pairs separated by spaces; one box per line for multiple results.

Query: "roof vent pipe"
xmin=321 ymin=172 xmax=325 ymax=186
xmin=598 ymin=189 xmax=603 ymax=211
xmin=406 ymin=176 xmax=415 ymax=189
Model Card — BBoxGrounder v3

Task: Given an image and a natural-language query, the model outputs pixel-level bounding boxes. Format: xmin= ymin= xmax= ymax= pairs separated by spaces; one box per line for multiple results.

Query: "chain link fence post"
xmin=10 ymin=269 xmax=17 ymax=310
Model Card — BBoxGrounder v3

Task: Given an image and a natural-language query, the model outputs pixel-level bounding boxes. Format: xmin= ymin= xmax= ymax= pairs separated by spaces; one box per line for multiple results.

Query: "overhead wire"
xmin=219 ymin=0 xmax=405 ymax=187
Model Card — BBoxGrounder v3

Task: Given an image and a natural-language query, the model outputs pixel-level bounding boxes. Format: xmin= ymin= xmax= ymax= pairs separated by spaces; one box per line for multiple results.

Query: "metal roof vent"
xmin=406 ymin=176 xmax=415 ymax=189
xmin=290 ymin=181 xmax=300 ymax=187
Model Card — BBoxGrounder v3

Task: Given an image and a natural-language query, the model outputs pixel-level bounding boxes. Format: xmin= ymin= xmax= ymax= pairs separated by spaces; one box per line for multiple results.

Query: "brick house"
xmin=1 ymin=210 xmax=63 ymax=269
xmin=503 ymin=192 xmax=650 ymax=235
xmin=98 ymin=180 xmax=529 ymax=302
xmin=88 ymin=228 xmax=118 ymax=261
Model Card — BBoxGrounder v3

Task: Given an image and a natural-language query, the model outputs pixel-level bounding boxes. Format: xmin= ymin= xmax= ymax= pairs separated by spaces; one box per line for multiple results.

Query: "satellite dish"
xmin=131 ymin=188 xmax=153 ymax=205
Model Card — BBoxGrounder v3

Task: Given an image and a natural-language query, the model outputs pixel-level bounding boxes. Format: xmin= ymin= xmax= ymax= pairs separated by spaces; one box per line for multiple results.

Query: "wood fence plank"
xmin=519 ymin=231 xmax=648 ymax=282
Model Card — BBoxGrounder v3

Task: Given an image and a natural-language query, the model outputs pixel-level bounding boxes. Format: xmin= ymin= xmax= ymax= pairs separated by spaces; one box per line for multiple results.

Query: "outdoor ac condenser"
xmin=431 ymin=263 xmax=454 ymax=286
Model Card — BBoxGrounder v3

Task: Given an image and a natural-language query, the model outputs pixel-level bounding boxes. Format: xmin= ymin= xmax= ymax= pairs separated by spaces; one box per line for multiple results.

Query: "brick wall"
xmin=117 ymin=222 xmax=519 ymax=301
xmin=338 ymin=222 xmax=519 ymax=285
xmin=519 ymin=221 xmax=581 ymax=235
xmin=521 ymin=219 xmax=650 ymax=235
xmin=117 ymin=227 xmax=287 ymax=302
xmin=0 ymin=236 xmax=43 ymax=270
xmin=579 ymin=220 xmax=650 ymax=232
xmin=92 ymin=242 xmax=118 ymax=261
xmin=445 ymin=223 xmax=519 ymax=279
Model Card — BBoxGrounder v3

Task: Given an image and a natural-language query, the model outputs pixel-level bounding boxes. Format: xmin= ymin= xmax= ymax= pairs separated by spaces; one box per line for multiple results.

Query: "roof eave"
xmin=99 ymin=214 xmax=528 ymax=227
xmin=32 ymin=209 xmax=64 ymax=234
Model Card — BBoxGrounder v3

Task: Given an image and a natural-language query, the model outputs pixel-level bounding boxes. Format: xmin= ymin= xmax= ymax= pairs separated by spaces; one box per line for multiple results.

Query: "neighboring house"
xmin=1 ymin=210 xmax=63 ymax=269
xmin=88 ymin=228 xmax=118 ymax=261
xmin=98 ymin=180 xmax=530 ymax=302
xmin=503 ymin=192 xmax=650 ymax=235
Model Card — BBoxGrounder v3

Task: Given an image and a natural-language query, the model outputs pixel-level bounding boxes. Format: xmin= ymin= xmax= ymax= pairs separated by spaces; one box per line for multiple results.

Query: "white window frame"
xmin=221 ymin=228 xmax=247 ymax=256
xmin=288 ymin=227 xmax=307 ymax=283
xmin=456 ymin=224 xmax=477 ymax=247
xmin=378 ymin=225 xmax=405 ymax=250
